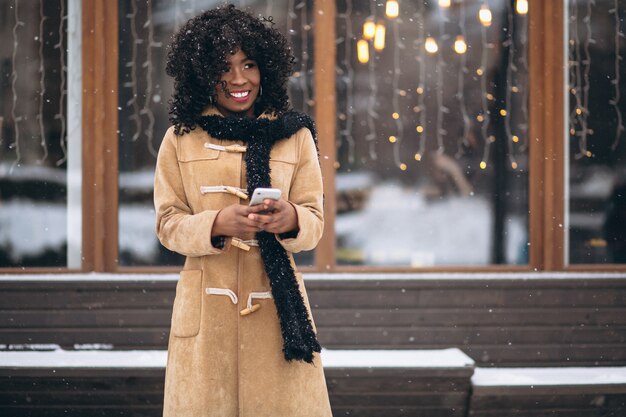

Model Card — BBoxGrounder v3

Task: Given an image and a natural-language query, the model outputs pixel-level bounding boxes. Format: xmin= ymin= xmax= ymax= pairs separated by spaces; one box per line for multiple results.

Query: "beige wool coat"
xmin=154 ymin=108 xmax=332 ymax=417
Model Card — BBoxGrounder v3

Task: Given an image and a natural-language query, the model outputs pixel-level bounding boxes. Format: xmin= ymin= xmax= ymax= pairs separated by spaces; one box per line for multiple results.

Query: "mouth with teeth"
xmin=227 ymin=90 xmax=252 ymax=103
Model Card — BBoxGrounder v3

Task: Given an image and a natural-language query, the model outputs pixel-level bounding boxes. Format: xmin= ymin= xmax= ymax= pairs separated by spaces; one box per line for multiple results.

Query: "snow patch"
xmin=472 ymin=367 xmax=626 ymax=386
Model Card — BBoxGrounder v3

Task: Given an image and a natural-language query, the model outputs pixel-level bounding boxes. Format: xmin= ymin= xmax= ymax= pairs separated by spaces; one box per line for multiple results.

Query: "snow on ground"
xmin=0 ymin=347 xmax=473 ymax=369
xmin=0 ymin=348 xmax=167 ymax=368
xmin=337 ymin=182 xmax=527 ymax=266
xmin=0 ymin=200 xmax=161 ymax=263
xmin=0 ymin=200 xmax=67 ymax=260
xmin=473 ymin=367 xmax=626 ymax=386
xmin=322 ymin=348 xmax=474 ymax=368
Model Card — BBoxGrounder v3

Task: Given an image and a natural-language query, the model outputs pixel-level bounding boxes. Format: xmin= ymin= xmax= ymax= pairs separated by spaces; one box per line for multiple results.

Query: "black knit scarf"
xmin=196 ymin=111 xmax=321 ymax=364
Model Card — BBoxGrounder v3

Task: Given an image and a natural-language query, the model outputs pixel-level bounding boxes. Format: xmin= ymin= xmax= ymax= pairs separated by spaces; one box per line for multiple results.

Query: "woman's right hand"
xmin=211 ymin=204 xmax=263 ymax=237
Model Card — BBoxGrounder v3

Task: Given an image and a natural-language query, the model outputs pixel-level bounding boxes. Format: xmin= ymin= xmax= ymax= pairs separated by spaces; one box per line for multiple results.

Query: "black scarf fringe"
xmin=196 ymin=111 xmax=321 ymax=363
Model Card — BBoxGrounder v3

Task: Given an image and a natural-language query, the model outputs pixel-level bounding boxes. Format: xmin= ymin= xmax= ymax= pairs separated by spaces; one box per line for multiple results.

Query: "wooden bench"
xmin=0 ymin=347 xmax=475 ymax=417
xmin=3 ymin=272 xmax=625 ymax=366
xmin=469 ymin=367 xmax=626 ymax=417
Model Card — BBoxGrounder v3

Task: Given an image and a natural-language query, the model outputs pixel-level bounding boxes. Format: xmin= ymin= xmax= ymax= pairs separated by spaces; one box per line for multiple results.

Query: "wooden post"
xmin=82 ymin=1 xmax=119 ymax=271
xmin=314 ymin=0 xmax=336 ymax=271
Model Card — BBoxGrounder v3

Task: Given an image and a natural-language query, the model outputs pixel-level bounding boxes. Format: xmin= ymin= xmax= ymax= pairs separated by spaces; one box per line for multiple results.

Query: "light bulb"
xmin=425 ymin=37 xmax=439 ymax=54
xmin=385 ymin=0 xmax=399 ymax=19
xmin=374 ymin=23 xmax=386 ymax=51
xmin=438 ymin=0 xmax=451 ymax=8
xmin=516 ymin=0 xmax=529 ymax=15
xmin=454 ymin=35 xmax=467 ymax=54
xmin=363 ymin=19 xmax=376 ymax=40
xmin=357 ymin=39 xmax=369 ymax=64
xmin=479 ymin=4 xmax=492 ymax=27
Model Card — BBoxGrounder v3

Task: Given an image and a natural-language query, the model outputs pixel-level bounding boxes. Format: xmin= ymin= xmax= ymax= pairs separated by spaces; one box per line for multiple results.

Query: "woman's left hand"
xmin=248 ymin=199 xmax=299 ymax=234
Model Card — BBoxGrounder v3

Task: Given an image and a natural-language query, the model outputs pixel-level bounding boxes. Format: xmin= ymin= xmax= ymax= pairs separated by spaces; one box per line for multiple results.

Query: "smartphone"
xmin=249 ymin=187 xmax=282 ymax=207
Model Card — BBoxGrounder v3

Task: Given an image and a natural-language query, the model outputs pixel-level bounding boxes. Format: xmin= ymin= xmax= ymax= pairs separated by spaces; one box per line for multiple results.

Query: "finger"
xmin=248 ymin=212 xmax=274 ymax=224
xmin=248 ymin=203 xmax=271 ymax=214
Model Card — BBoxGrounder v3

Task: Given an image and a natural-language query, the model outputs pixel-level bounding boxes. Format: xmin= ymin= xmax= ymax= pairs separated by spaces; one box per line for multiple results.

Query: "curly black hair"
xmin=166 ymin=4 xmax=295 ymax=134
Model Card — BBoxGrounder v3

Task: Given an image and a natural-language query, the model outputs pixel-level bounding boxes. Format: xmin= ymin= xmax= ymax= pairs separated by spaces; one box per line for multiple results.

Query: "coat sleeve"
xmin=276 ymin=128 xmax=325 ymax=253
xmin=154 ymin=128 xmax=226 ymax=257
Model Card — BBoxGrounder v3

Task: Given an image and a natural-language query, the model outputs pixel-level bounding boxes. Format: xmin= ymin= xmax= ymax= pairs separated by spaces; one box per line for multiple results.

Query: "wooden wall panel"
xmin=1 ymin=276 xmax=625 ymax=366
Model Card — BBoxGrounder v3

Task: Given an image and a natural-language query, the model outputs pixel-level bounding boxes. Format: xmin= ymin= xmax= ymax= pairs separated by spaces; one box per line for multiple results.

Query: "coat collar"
xmin=201 ymin=105 xmax=277 ymax=121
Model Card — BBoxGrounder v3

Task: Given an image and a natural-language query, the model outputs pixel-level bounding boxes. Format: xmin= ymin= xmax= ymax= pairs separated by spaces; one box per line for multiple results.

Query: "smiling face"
xmin=214 ymin=49 xmax=261 ymax=118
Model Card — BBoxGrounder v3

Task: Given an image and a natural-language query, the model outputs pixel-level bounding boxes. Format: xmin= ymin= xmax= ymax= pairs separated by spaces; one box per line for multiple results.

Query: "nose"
xmin=229 ymin=68 xmax=246 ymax=86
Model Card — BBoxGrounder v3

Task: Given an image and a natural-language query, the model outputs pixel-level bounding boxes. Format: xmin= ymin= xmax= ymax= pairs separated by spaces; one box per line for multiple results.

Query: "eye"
xmin=244 ymin=62 xmax=257 ymax=69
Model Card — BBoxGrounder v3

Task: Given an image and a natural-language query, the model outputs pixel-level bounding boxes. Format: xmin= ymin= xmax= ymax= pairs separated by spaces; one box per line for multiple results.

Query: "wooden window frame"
xmin=5 ymin=0 xmax=625 ymax=273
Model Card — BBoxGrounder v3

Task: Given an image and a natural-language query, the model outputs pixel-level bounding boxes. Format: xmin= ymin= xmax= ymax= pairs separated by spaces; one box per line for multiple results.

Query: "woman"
xmin=154 ymin=5 xmax=332 ymax=417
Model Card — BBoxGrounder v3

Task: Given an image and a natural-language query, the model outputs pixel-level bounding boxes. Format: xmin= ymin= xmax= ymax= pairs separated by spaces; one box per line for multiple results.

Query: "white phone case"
xmin=249 ymin=187 xmax=282 ymax=206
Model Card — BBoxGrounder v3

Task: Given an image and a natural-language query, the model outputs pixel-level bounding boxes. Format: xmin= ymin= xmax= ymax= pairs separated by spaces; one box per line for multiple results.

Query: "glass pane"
xmin=117 ymin=0 xmax=315 ymax=267
xmin=335 ymin=0 xmax=529 ymax=267
xmin=0 ymin=0 xmax=79 ymax=268
xmin=567 ymin=0 xmax=626 ymax=264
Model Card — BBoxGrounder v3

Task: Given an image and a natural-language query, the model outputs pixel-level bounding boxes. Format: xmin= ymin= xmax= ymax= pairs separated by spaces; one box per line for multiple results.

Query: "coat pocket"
xmin=171 ymin=270 xmax=202 ymax=338
xmin=269 ymin=157 xmax=297 ymax=193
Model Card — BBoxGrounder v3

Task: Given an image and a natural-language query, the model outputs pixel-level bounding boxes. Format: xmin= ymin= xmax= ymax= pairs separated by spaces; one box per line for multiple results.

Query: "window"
xmin=334 ymin=0 xmax=529 ymax=267
xmin=116 ymin=0 xmax=316 ymax=268
xmin=0 ymin=0 xmax=81 ymax=268
xmin=566 ymin=0 xmax=626 ymax=264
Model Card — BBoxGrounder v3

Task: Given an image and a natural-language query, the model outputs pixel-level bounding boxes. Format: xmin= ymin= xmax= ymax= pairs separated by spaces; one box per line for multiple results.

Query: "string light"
xmin=425 ymin=36 xmax=439 ymax=54
xmin=338 ymin=0 xmax=355 ymax=164
xmin=504 ymin=0 xmax=518 ymax=170
xmin=435 ymin=5 xmax=449 ymax=154
xmin=610 ymin=0 xmax=624 ymax=150
xmin=580 ymin=0 xmax=594 ymax=158
xmin=363 ymin=18 xmax=376 ymax=40
xmin=365 ymin=1 xmax=378 ymax=161
xmin=479 ymin=3 xmax=492 ymax=27
xmin=385 ymin=0 xmax=399 ymax=19
xmin=390 ymin=14 xmax=405 ymax=170
xmin=517 ymin=4 xmax=529 ymax=152
xmin=127 ymin=0 xmax=142 ymax=142
xmin=455 ymin=0 xmax=471 ymax=159
xmin=374 ymin=23 xmax=386 ymax=51
xmin=38 ymin=0 xmax=49 ymax=163
xmin=415 ymin=0 xmax=427 ymax=160
xmin=571 ymin=0 xmax=594 ymax=158
xmin=516 ymin=0 xmax=529 ymax=15
xmin=299 ymin=1 xmax=312 ymax=111
xmin=286 ymin=0 xmax=297 ymax=105
xmin=142 ymin=0 xmax=160 ymax=158
xmin=438 ymin=0 xmax=451 ymax=9
xmin=357 ymin=39 xmax=369 ymax=64
xmin=454 ymin=35 xmax=467 ymax=54
xmin=479 ymin=0 xmax=493 ymax=173
xmin=54 ymin=0 xmax=67 ymax=166
xmin=10 ymin=0 xmax=23 ymax=172
xmin=569 ymin=0 xmax=583 ymax=149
